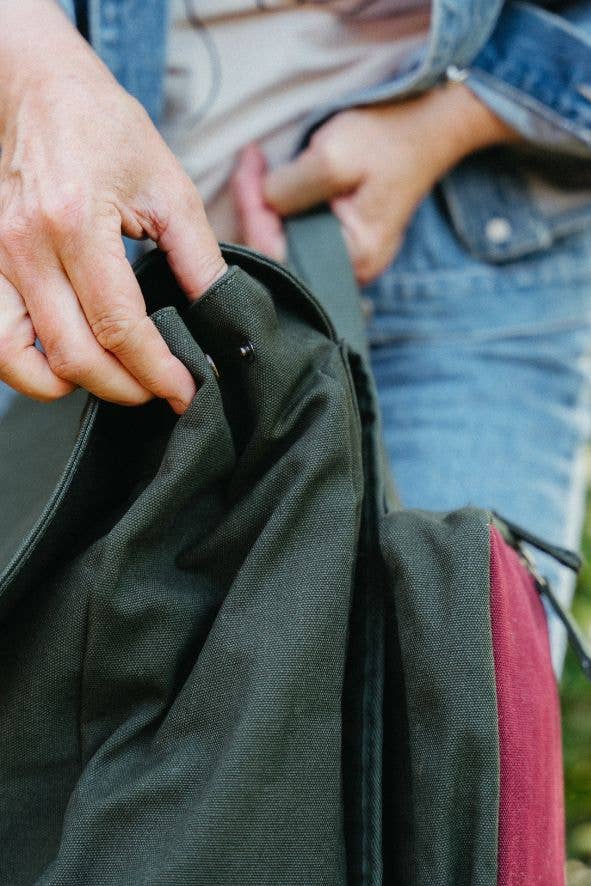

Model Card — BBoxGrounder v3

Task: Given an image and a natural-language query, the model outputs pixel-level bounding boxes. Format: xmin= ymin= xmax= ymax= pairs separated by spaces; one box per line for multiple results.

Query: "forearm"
xmin=0 ymin=0 xmax=107 ymax=137
xmin=400 ymin=81 xmax=521 ymax=187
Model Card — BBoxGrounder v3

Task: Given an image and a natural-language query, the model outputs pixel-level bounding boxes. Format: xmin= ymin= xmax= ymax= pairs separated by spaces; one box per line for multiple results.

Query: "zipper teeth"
xmin=492 ymin=510 xmax=582 ymax=573
xmin=0 ymin=398 xmax=98 ymax=594
xmin=517 ymin=545 xmax=545 ymax=585
xmin=517 ymin=548 xmax=591 ymax=681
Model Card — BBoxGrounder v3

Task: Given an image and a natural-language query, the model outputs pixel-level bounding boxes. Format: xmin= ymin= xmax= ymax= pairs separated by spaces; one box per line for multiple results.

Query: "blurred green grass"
xmin=562 ymin=494 xmax=591 ymax=862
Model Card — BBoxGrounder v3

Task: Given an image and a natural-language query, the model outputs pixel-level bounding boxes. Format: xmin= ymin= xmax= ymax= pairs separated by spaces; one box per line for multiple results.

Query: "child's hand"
xmin=231 ymin=83 xmax=518 ymax=284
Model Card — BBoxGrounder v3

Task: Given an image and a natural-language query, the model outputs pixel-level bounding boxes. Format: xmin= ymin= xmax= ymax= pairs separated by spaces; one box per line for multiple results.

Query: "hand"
xmin=232 ymin=83 xmax=519 ymax=284
xmin=0 ymin=0 xmax=227 ymax=412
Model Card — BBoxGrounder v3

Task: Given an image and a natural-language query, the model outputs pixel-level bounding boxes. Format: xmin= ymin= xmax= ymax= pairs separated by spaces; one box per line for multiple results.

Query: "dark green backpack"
xmin=0 ymin=213 xmax=588 ymax=885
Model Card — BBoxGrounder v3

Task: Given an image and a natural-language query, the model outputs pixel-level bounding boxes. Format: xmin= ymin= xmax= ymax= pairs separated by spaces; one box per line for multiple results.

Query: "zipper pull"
xmin=492 ymin=512 xmax=583 ymax=573
xmin=492 ymin=512 xmax=590 ymax=681
xmin=536 ymin=574 xmax=591 ymax=682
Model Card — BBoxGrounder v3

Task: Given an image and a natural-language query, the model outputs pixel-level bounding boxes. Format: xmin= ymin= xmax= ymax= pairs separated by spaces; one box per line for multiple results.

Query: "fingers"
xmin=22 ymin=258 xmax=158 ymax=407
xmin=1 ymin=181 xmax=222 ymax=411
xmin=231 ymin=145 xmax=286 ymax=260
xmin=58 ymin=231 xmax=197 ymax=413
xmin=232 ymin=137 xmax=399 ymax=285
xmin=263 ymin=133 xmax=361 ymax=216
xmin=0 ymin=272 xmax=74 ymax=401
xmin=152 ymin=174 xmax=228 ymax=303
xmin=331 ymin=186 xmax=402 ymax=285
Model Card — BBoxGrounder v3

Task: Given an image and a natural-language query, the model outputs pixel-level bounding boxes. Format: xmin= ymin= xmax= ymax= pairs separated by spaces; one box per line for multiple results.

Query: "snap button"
xmin=239 ymin=340 xmax=256 ymax=362
xmin=446 ymin=65 xmax=468 ymax=83
xmin=485 ymin=217 xmax=512 ymax=245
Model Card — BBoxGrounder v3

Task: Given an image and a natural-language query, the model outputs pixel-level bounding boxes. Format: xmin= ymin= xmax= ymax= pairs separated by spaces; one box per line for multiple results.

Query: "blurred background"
xmin=563 ymin=482 xmax=591 ymax=879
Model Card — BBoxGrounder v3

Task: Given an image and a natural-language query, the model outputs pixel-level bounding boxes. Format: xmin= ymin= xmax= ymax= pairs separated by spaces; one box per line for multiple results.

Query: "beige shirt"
xmin=162 ymin=0 xmax=431 ymax=240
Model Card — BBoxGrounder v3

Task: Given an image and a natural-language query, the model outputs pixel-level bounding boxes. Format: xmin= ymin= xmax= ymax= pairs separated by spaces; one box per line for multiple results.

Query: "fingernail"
xmin=170 ymin=376 xmax=197 ymax=414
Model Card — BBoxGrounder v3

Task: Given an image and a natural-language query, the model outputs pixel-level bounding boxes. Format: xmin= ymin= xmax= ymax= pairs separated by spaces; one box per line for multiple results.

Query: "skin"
xmin=0 ymin=0 xmax=518 ymax=410
xmin=231 ymin=82 xmax=520 ymax=284
xmin=0 ymin=0 xmax=227 ymax=413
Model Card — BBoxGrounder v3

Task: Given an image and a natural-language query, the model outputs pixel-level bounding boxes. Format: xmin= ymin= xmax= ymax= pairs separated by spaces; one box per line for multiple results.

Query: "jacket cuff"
xmin=57 ymin=0 xmax=76 ymax=20
xmin=462 ymin=0 xmax=591 ymax=156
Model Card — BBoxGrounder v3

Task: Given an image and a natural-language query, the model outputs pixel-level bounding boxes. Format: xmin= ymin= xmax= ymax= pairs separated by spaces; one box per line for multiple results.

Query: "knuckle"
xmin=125 ymin=92 xmax=153 ymax=130
xmin=352 ymin=231 xmax=381 ymax=284
xmin=356 ymin=265 xmax=375 ymax=286
xmin=41 ymin=185 xmax=88 ymax=237
xmin=46 ymin=347 xmax=88 ymax=383
xmin=133 ymin=196 xmax=173 ymax=242
xmin=310 ymin=135 xmax=344 ymax=182
xmin=355 ymin=244 xmax=392 ymax=285
xmin=353 ymin=255 xmax=373 ymax=285
xmin=175 ymin=181 xmax=206 ymax=225
xmin=0 ymin=213 xmax=30 ymax=251
xmin=90 ymin=307 xmax=137 ymax=353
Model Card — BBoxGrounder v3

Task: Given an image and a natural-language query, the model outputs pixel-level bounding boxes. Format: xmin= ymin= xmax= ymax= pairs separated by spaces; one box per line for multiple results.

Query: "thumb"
xmin=155 ymin=188 xmax=228 ymax=303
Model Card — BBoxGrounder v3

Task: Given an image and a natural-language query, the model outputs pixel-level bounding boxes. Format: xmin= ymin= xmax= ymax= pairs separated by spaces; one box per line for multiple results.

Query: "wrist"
xmin=0 ymin=0 xmax=100 ymax=138
xmin=413 ymin=81 xmax=521 ymax=178
xmin=445 ymin=81 xmax=520 ymax=153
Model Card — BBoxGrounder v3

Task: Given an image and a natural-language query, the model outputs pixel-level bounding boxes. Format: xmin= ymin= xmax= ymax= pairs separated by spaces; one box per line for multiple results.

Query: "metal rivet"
xmin=205 ymin=354 xmax=219 ymax=379
xmin=360 ymin=297 xmax=374 ymax=321
xmin=239 ymin=340 xmax=255 ymax=361
xmin=446 ymin=65 xmax=468 ymax=83
xmin=485 ymin=217 xmax=512 ymax=245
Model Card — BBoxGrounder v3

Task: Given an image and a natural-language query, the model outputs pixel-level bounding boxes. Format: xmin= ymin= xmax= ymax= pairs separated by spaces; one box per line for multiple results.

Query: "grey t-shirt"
xmin=162 ymin=0 xmax=431 ymax=240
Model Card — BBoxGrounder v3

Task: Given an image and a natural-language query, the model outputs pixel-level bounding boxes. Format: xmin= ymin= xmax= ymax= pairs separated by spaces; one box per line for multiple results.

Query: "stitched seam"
xmin=468 ymin=68 xmax=591 ymax=145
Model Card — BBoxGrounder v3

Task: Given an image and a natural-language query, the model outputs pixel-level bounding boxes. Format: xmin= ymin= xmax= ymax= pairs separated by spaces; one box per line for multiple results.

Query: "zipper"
xmin=493 ymin=511 xmax=591 ymax=681
xmin=492 ymin=511 xmax=582 ymax=573
xmin=536 ymin=571 xmax=591 ymax=682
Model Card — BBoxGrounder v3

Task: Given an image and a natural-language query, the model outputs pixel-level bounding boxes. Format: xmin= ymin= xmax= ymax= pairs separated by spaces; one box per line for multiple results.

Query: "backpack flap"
xmin=0 ymin=247 xmax=366 ymax=884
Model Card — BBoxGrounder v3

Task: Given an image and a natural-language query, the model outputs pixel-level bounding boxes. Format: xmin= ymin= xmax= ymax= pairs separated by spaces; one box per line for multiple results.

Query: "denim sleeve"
xmin=464 ymin=1 xmax=591 ymax=156
xmin=57 ymin=0 xmax=76 ymax=19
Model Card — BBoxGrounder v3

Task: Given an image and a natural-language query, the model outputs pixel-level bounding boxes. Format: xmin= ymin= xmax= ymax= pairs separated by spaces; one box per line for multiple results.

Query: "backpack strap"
xmin=284 ymin=208 xmax=371 ymax=367
xmin=285 ymin=208 xmax=399 ymax=514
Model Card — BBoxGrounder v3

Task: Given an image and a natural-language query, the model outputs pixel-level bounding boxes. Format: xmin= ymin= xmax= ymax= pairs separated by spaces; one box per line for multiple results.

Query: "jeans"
xmin=365 ymin=188 xmax=591 ymax=671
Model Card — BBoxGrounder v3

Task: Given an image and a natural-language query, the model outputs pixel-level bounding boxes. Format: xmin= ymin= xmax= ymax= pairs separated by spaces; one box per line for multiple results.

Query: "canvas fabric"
xmin=0 ymin=216 xmax=579 ymax=884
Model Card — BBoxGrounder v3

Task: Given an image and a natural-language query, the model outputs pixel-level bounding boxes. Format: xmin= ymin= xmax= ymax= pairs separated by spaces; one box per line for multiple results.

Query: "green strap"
xmin=285 ymin=209 xmax=371 ymax=365
xmin=285 ymin=208 xmax=400 ymax=512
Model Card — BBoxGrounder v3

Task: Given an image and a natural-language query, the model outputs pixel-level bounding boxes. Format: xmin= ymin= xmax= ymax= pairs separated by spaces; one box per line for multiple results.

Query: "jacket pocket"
xmin=440 ymin=146 xmax=591 ymax=263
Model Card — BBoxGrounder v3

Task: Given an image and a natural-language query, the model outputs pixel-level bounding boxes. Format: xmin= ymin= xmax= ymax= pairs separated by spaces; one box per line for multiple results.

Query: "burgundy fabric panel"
xmin=489 ymin=526 xmax=565 ymax=886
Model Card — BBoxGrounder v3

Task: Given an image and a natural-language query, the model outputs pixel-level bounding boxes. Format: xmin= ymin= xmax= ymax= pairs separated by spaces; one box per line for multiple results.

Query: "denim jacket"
xmin=61 ymin=0 xmax=591 ymax=264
